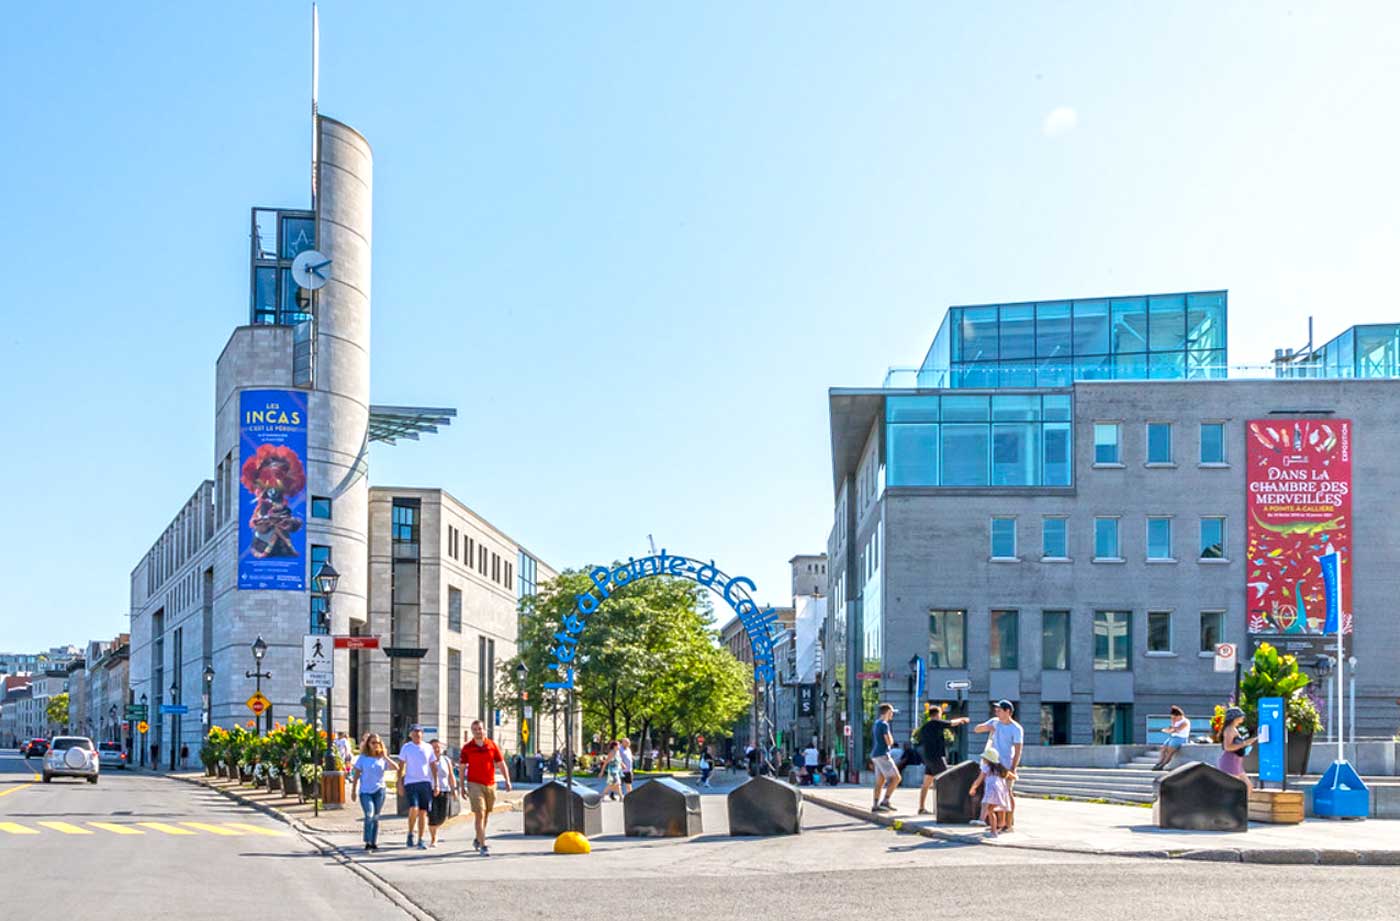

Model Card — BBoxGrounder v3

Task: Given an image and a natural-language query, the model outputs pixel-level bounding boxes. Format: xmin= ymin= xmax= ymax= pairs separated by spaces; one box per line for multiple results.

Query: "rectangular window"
xmin=1042 ymin=517 xmax=1068 ymax=559
xmin=928 ymin=609 xmax=966 ymax=669
xmin=990 ymin=517 xmax=1017 ymax=559
xmin=1200 ymin=517 xmax=1226 ymax=559
xmin=1200 ymin=611 xmax=1225 ymax=653
xmin=1147 ymin=422 xmax=1173 ymax=464
xmin=1093 ymin=423 xmax=1120 ymax=465
xmin=1042 ymin=610 xmax=1069 ymax=670
xmin=311 ymin=496 xmax=332 ymax=519
xmin=989 ymin=610 xmax=1019 ymax=669
xmin=1200 ymin=422 xmax=1226 ymax=464
xmin=1146 ymin=517 xmax=1173 ymax=560
xmin=1040 ymin=702 xmax=1070 ymax=745
xmin=1093 ymin=703 xmax=1133 ymax=744
xmin=448 ymin=586 xmax=462 ymax=632
xmin=942 ymin=424 xmax=990 ymax=486
xmin=1147 ymin=611 xmax=1172 ymax=653
xmin=479 ymin=545 xmax=487 ymax=573
xmin=310 ymin=545 xmax=332 ymax=633
xmin=1093 ymin=611 xmax=1131 ymax=670
xmin=1094 ymin=518 xmax=1120 ymax=560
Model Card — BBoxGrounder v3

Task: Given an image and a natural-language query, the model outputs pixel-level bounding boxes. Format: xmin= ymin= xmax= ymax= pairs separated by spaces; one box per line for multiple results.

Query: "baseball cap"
xmin=409 ymin=723 xmax=424 ymax=732
xmin=996 ymin=699 xmax=1015 ymax=712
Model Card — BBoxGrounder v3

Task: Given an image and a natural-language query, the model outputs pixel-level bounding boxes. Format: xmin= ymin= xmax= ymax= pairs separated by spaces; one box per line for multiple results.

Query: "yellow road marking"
xmin=0 ymin=782 xmax=34 ymax=798
xmin=181 ymin=822 xmax=242 ymax=836
xmin=38 ymin=821 xmax=93 ymax=835
xmin=222 ymin=822 xmax=287 ymax=836
xmin=0 ymin=821 xmax=39 ymax=834
xmin=89 ymin=822 xmax=146 ymax=835
xmin=136 ymin=822 xmax=196 ymax=835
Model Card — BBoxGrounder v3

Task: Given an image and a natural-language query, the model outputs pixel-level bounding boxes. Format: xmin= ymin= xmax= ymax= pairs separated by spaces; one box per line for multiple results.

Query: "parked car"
xmin=24 ymin=738 xmax=49 ymax=758
xmin=97 ymin=741 xmax=127 ymax=770
xmin=43 ymin=736 xmax=99 ymax=784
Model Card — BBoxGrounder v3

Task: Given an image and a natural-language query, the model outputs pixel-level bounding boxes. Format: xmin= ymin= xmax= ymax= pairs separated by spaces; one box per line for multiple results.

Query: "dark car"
xmin=24 ymin=739 xmax=49 ymax=757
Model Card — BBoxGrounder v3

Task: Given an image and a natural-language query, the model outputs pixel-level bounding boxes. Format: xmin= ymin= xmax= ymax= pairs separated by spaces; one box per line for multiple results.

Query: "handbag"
xmin=446 ymin=791 xmax=461 ymax=818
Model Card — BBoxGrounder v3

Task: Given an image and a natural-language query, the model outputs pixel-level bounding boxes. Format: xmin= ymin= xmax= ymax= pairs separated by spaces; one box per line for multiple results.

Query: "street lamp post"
xmin=312 ymin=562 xmax=340 ymax=818
xmin=202 ymin=664 xmax=215 ymax=737
xmin=245 ymin=636 xmax=271 ymax=736
xmin=515 ymin=662 xmax=528 ymax=758
xmin=169 ymin=681 xmax=180 ymax=771
xmin=139 ymin=693 xmax=148 ymax=766
xmin=108 ymin=705 xmax=117 ymax=744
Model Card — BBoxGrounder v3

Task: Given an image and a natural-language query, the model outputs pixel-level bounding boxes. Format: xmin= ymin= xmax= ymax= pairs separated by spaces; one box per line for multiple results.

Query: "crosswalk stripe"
xmin=38 ymin=821 xmax=93 ymax=835
xmin=136 ymin=822 xmax=196 ymax=835
xmin=180 ymin=822 xmax=243 ymax=836
xmin=222 ymin=822 xmax=287 ymax=836
xmin=89 ymin=822 xmax=145 ymax=835
xmin=0 ymin=821 xmax=39 ymax=835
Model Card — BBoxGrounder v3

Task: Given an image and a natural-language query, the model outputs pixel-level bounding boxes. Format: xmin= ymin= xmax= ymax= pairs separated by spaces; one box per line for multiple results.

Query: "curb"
xmin=801 ymin=791 xmax=1400 ymax=867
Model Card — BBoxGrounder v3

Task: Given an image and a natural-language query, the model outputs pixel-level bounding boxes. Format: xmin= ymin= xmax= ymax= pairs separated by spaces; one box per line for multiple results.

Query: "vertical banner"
xmin=238 ymin=389 xmax=309 ymax=591
xmin=1257 ymin=696 xmax=1286 ymax=783
xmin=797 ymin=684 xmax=816 ymax=718
xmin=1245 ymin=419 xmax=1351 ymax=658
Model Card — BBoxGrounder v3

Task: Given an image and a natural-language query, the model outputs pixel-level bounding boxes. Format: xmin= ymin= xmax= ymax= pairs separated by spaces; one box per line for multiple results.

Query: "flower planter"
xmin=1243 ymin=731 xmax=1314 ymax=776
xmin=282 ymin=773 xmax=301 ymax=797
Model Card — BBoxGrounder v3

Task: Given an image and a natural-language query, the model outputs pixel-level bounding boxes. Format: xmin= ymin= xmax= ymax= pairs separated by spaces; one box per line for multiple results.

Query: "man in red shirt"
xmin=459 ymin=719 xmax=511 ymax=856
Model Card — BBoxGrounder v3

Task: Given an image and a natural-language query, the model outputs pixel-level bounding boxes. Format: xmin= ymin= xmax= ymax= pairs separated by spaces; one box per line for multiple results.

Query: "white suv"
xmin=43 ymin=736 xmax=100 ymax=784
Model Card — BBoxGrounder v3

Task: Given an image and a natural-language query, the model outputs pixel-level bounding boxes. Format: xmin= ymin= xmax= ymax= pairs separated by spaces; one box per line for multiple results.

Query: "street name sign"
xmin=159 ymin=704 xmax=189 ymax=715
xmin=333 ymin=635 xmax=381 ymax=650
xmin=246 ymin=691 xmax=270 ymax=715
xmin=303 ymin=635 xmax=334 ymax=688
xmin=125 ymin=705 xmax=148 ymax=720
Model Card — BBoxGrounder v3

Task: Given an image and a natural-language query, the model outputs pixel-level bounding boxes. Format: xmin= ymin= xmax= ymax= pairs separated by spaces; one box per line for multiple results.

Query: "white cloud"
xmin=1043 ymin=106 xmax=1078 ymax=138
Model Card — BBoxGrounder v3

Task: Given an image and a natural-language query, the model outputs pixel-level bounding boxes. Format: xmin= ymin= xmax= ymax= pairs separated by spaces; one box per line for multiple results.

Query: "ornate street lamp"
xmin=246 ymin=636 xmax=271 ymax=736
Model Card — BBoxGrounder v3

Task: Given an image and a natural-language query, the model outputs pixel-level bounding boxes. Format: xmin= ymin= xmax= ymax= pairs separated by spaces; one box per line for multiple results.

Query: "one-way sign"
xmin=303 ymin=635 xmax=334 ymax=689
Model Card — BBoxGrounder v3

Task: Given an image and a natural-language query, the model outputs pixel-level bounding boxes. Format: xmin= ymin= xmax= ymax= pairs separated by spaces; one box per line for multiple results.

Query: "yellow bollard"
xmin=553 ymin=831 xmax=591 ymax=854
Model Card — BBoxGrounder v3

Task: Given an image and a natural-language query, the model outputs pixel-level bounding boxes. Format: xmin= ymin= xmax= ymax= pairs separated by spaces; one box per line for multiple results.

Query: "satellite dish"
xmin=291 ymin=250 xmax=332 ymax=291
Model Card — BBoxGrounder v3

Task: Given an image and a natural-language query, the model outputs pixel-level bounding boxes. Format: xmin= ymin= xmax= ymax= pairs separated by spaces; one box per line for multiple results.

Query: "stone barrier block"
xmin=934 ymin=760 xmax=982 ymax=824
xmin=1153 ymin=761 xmax=1249 ymax=832
xmin=727 ymin=775 xmax=802 ymax=836
xmin=522 ymin=780 xmax=603 ymax=837
xmin=624 ymin=777 xmax=702 ymax=837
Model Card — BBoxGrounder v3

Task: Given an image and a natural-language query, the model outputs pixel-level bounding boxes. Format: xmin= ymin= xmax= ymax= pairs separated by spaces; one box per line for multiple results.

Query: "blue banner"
xmin=914 ymin=656 xmax=926 ymax=710
xmin=1318 ymin=550 xmax=1341 ymax=634
xmin=1258 ymin=696 xmax=1286 ymax=783
xmin=238 ymin=389 xmax=309 ymax=591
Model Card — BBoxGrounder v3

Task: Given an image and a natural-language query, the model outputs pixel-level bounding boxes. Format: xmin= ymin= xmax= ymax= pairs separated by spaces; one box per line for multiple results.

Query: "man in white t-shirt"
xmin=395 ymin=725 xmax=435 ymax=850
xmin=973 ymin=700 xmax=1025 ymax=830
xmin=802 ymin=744 xmax=820 ymax=786
xmin=619 ymin=738 xmax=635 ymax=793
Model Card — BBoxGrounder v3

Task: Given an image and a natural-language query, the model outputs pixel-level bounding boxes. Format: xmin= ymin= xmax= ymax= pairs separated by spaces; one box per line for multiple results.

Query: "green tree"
xmin=46 ymin=692 xmax=70 ymax=732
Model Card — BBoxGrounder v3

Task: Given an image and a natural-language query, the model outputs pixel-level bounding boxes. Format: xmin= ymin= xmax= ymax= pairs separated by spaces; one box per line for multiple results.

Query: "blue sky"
xmin=3 ymin=3 xmax=1399 ymax=651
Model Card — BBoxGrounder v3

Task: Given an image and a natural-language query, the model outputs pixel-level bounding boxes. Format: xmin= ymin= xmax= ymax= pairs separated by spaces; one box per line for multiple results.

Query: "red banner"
xmin=1246 ymin=419 xmax=1351 ymax=646
xmin=333 ymin=636 xmax=381 ymax=650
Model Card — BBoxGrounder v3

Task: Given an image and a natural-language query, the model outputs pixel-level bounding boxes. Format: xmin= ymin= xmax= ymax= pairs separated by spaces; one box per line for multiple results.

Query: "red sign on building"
xmin=333 ymin=636 xmax=381 ymax=650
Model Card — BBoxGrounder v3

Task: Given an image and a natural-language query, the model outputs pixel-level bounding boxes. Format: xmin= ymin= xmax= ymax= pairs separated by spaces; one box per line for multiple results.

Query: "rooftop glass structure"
xmin=915 ymin=290 xmax=1227 ymax=389
xmin=886 ymin=392 xmax=1072 ymax=488
xmin=1276 ymin=323 xmax=1400 ymax=380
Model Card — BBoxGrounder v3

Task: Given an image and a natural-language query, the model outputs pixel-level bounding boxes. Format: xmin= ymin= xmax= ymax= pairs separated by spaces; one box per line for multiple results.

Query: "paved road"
xmin=0 ymin=750 xmax=408 ymax=919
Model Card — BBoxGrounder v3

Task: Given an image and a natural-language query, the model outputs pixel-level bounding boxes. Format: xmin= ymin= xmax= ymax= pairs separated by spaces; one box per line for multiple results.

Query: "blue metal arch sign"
xmin=542 ymin=551 xmax=778 ymax=690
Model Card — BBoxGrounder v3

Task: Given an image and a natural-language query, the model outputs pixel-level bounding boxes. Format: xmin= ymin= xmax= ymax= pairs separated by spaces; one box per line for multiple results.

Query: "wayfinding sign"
xmin=303 ymin=635 xmax=333 ymax=688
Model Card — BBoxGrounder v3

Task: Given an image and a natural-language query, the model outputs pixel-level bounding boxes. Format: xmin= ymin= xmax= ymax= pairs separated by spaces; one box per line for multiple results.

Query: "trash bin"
xmin=526 ymin=755 xmax=544 ymax=784
xmin=1154 ymin=761 xmax=1248 ymax=831
xmin=727 ymin=775 xmax=802 ymax=836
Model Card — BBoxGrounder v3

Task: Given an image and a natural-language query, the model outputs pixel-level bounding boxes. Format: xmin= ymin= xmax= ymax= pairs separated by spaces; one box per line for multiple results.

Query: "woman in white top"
xmin=349 ymin=733 xmax=391 ymax=851
xmin=1153 ymin=706 xmax=1191 ymax=771
xmin=426 ymin=738 xmax=459 ymax=847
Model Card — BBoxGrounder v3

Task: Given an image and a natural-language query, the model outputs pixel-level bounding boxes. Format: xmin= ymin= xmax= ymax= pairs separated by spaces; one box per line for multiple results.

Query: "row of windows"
xmin=928 ymin=608 xmax=1226 ymax=671
xmin=1093 ymin=421 xmax=1227 ymax=466
xmin=886 ymin=394 xmax=1074 ymax=488
xmin=990 ymin=515 xmax=1227 ymax=562
xmin=445 ymin=523 xmax=514 ymax=590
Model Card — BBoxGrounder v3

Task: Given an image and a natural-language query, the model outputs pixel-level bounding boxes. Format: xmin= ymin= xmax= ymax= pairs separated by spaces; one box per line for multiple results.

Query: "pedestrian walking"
xmin=869 ymin=702 xmax=900 ymax=812
xmin=459 ymin=719 xmax=510 ymax=856
xmin=334 ymin=730 xmax=353 ymax=768
xmin=394 ymin=724 xmax=435 ymax=850
xmin=802 ymin=743 xmax=820 ymax=787
xmin=598 ymin=740 xmax=624 ymax=800
xmin=1153 ymin=706 xmax=1192 ymax=771
xmin=914 ymin=703 xmax=969 ymax=815
xmin=619 ymin=738 xmax=635 ymax=794
xmin=350 ymin=733 xmax=391 ymax=851
xmin=967 ymin=747 xmax=1016 ymax=836
xmin=972 ymin=700 xmax=1024 ymax=830
xmin=699 ymin=748 xmax=713 ymax=787
xmin=1217 ymin=707 xmax=1257 ymax=793
xmin=426 ymin=738 xmax=459 ymax=847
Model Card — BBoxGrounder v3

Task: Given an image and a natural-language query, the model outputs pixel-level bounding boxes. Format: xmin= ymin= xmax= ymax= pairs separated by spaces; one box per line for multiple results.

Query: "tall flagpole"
xmin=311 ymin=2 xmax=320 ymax=210
xmin=1335 ymin=549 xmax=1344 ymax=764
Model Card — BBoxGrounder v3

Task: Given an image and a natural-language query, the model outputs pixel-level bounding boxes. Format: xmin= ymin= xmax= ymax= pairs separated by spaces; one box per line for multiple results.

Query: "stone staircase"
xmin=1013 ymin=753 xmax=1162 ymax=805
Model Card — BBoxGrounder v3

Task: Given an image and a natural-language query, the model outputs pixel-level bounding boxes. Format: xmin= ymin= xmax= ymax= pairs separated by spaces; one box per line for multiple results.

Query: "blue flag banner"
xmin=914 ymin=657 xmax=926 ymax=710
xmin=1318 ymin=550 xmax=1341 ymax=634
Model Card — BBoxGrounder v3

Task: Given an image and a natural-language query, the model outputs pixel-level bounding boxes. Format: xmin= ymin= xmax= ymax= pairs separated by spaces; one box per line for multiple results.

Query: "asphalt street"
xmin=0 ymin=749 xmax=409 ymax=920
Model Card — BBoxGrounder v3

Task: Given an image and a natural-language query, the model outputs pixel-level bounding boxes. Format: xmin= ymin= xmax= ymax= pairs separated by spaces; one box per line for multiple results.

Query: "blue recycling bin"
xmin=1312 ymin=760 xmax=1369 ymax=818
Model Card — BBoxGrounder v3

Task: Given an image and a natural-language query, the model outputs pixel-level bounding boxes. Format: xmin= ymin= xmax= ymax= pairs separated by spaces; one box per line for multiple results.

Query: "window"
xmin=1093 ymin=423 xmax=1120 ymax=465
xmin=990 ymin=517 xmax=1017 ymax=559
xmin=1093 ymin=703 xmax=1133 ymax=744
xmin=1146 ymin=517 xmax=1173 ymax=560
xmin=1041 ymin=702 xmax=1070 ymax=745
xmin=1042 ymin=518 xmax=1068 ymax=559
xmin=310 ymin=545 xmax=332 ymax=633
xmin=1200 ymin=517 xmax=1226 ymax=559
xmin=1042 ymin=611 xmax=1069 ymax=670
xmin=1200 ymin=422 xmax=1226 ymax=464
xmin=989 ymin=610 xmax=1018 ymax=669
xmin=311 ymin=496 xmax=332 ymax=519
xmin=928 ymin=609 xmax=966 ymax=669
xmin=1147 ymin=422 xmax=1173 ymax=464
xmin=1094 ymin=517 xmax=1120 ymax=560
xmin=447 ymin=586 xmax=462 ymax=632
xmin=478 ymin=545 xmax=487 ymax=573
xmin=1147 ymin=611 xmax=1172 ymax=653
xmin=1200 ymin=611 xmax=1225 ymax=653
xmin=1094 ymin=611 xmax=1131 ymax=670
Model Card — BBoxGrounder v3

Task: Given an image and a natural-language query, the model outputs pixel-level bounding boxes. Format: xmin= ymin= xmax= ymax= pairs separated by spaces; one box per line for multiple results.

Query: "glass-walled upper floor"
xmin=918 ymin=290 xmax=1227 ymax=388
xmin=1276 ymin=323 xmax=1400 ymax=380
xmin=886 ymin=392 xmax=1072 ymax=488
xmin=249 ymin=208 xmax=317 ymax=327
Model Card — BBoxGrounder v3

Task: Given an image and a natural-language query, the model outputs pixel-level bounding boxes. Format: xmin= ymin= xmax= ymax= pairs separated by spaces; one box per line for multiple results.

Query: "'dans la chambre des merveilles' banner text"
xmin=238 ymin=389 xmax=309 ymax=591
xmin=1246 ymin=418 xmax=1351 ymax=656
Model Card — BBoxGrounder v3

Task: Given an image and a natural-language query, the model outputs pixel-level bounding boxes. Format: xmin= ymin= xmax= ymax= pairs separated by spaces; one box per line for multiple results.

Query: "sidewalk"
xmin=802 ymin=783 xmax=1400 ymax=865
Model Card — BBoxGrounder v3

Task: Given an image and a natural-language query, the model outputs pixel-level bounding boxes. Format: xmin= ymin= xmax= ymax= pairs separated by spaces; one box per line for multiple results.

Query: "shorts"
xmin=922 ymin=755 xmax=949 ymax=776
xmin=428 ymin=791 xmax=450 ymax=826
xmin=467 ymin=781 xmax=497 ymax=815
xmin=872 ymin=754 xmax=899 ymax=780
xmin=403 ymin=781 xmax=433 ymax=811
xmin=1163 ymin=737 xmax=1185 ymax=750
xmin=621 ymin=771 xmax=634 ymax=785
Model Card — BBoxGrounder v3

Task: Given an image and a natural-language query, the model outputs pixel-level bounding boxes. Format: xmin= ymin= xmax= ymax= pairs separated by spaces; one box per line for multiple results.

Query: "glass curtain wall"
xmin=886 ymin=393 xmax=1072 ymax=487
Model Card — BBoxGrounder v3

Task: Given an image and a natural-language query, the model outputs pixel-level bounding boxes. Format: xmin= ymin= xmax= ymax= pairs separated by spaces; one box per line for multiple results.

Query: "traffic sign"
xmin=1214 ymin=642 xmax=1237 ymax=673
xmin=125 ymin=705 xmax=148 ymax=719
xmin=246 ymin=691 xmax=271 ymax=715
xmin=159 ymin=704 xmax=189 ymax=715
xmin=945 ymin=679 xmax=972 ymax=691
xmin=333 ymin=635 xmax=381 ymax=650
xmin=303 ymin=635 xmax=333 ymax=689
xmin=842 ymin=724 xmax=853 ymax=737
xmin=121 ymin=721 xmax=129 ymax=731
xmin=137 ymin=721 xmax=149 ymax=734
xmin=696 ymin=734 xmax=705 ymax=745
xmin=521 ymin=720 xmax=530 ymax=746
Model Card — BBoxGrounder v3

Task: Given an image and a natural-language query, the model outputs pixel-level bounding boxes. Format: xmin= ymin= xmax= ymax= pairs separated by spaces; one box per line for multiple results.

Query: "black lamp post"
xmin=202 ymin=664 xmax=215 ymax=737
xmin=515 ymin=662 xmax=528 ymax=757
xmin=108 ymin=705 xmax=117 ymax=744
xmin=246 ymin=636 xmax=271 ymax=736
xmin=169 ymin=681 xmax=179 ymax=770
xmin=139 ymin=693 xmax=148 ymax=766
xmin=312 ymin=562 xmax=340 ymax=779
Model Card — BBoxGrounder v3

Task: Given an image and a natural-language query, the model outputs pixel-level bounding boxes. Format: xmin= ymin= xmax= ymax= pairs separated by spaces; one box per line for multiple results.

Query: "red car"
xmin=24 ymin=738 xmax=49 ymax=757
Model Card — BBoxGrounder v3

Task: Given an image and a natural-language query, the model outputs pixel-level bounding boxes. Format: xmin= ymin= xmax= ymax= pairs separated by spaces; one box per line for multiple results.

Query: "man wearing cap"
xmin=869 ymin=702 xmax=901 ymax=812
xmin=395 ymin=724 xmax=435 ymax=850
xmin=973 ymin=700 xmax=1024 ymax=830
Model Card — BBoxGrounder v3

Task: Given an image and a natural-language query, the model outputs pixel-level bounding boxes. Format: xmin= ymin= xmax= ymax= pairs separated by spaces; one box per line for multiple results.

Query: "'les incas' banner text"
xmin=238 ymin=389 xmax=309 ymax=591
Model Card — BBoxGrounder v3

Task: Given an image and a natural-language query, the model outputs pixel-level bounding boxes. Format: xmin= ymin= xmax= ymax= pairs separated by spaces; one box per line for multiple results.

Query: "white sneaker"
xmin=970 ymin=819 xmax=986 ymax=826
